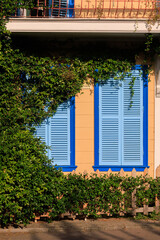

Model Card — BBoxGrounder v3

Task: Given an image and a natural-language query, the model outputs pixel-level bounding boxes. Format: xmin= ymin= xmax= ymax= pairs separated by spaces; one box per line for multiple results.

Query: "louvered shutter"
xmin=122 ymin=70 xmax=143 ymax=165
xmin=99 ymin=80 xmax=121 ymax=165
xmin=35 ymin=101 xmax=71 ymax=166
xmin=50 ymin=101 xmax=70 ymax=165
xmin=35 ymin=119 xmax=49 ymax=157
xmin=98 ymin=69 xmax=143 ymax=167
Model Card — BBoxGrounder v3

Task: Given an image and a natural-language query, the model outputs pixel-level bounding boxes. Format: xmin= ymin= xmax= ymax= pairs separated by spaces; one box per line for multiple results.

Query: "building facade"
xmin=7 ymin=0 xmax=160 ymax=177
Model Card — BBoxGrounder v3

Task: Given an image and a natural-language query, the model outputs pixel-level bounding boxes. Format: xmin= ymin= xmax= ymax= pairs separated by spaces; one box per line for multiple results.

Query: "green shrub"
xmin=0 ymin=142 xmax=160 ymax=228
xmin=0 ymin=127 xmax=64 ymax=227
xmin=50 ymin=173 xmax=160 ymax=219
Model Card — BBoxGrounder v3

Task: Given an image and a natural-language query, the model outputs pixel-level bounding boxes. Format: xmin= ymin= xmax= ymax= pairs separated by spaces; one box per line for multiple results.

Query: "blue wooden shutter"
xmin=98 ymin=70 xmax=143 ymax=167
xmin=35 ymin=101 xmax=71 ymax=166
xmin=35 ymin=119 xmax=49 ymax=157
xmin=99 ymin=80 xmax=121 ymax=165
xmin=122 ymin=70 xmax=143 ymax=165
xmin=49 ymin=101 xmax=70 ymax=166
xmin=95 ymin=66 xmax=147 ymax=171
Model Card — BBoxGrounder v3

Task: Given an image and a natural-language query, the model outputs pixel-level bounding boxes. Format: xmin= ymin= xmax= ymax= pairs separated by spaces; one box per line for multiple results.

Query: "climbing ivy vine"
xmin=0 ymin=2 xmax=158 ymax=161
xmin=0 ymin=2 xmax=158 ymax=129
xmin=0 ymin=1 xmax=158 ymax=172
xmin=0 ymin=0 xmax=160 ymax=227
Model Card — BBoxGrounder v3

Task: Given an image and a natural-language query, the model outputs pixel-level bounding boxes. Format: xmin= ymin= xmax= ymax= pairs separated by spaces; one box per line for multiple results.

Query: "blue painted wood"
xmin=35 ymin=118 xmax=49 ymax=157
xmin=93 ymin=166 xmax=149 ymax=171
xmin=54 ymin=165 xmax=77 ymax=171
xmin=122 ymin=69 xmax=143 ymax=166
xmin=49 ymin=0 xmax=52 ymax=16
xmin=99 ymin=80 xmax=121 ymax=165
xmin=68 ymin=0 xmax=74 ymax=17
xmin=93 ymin=65 xmax=148 ymax=171
xmin=143 ymin=65 xmax=149 ymax=168
xmin=50 ymin=103 xmax=70 ymax=165
xmin=35 ymin=98 xmax=76 ymax=171
xmin=94 ymin=83 xmax=99 ymax=168
xmin=70 ymin=96 xmax=76 ymax=169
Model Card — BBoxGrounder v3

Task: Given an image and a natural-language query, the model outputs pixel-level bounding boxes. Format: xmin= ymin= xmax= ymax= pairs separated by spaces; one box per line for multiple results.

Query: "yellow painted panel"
xmin=148 ymin=164 xmax=154 ymax=178
xmin=76 ymin=139 xmax=94 ymax=152
xmin=75 ymin=87 xmax=94 ymax=174
xmin=76 ymin=115 xmax=94 ymax=128
xmin=76 ymin=90 xmax=93 ymax=103
xmin=148 ymin=127 xmax=154 ymax=140
xmin=76 ymin=151 xmax=94 ymax=165
xmin=148 ymin=139 xmax=154 ymax=152
xmin=75 ymin=164 xmax=94 ymax=175
xmin=148 ymin=92 xmax=154 ymax=101
xmin=148 ymin=86 xmax=155 ymax=93
xmin=147 ymin=72 xmax=154 ymax=178
xmin=76 ymin=127 xmax=94 ymax=140
xmin=149 ymin=112 xmax=154 ymax=118
xmin=148 ymin=96 xmax=155 ymax=105
xmin=148 ymin=104 xmax=154 ymax=113
xmin=148 ymin=117 xmax=154 ymax=127
xmin=148 ymin=113 xmax=154 ymax=119
xmin=148 ymin=84 xmax=154 ymax=92
xmin=148 ymin=151 xmax=154 ymax=162
xmin=76 ymin=102 xmax=93 ymax=115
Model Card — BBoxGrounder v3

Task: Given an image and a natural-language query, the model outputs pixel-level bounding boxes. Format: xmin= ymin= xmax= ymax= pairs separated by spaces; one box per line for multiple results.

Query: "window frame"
xmin=36 ymin=96 xmax=76 ymax=172
xmin=56 ymin=96 xmax=76 ymax=172
xmin=93 ymin=65 xmax=148 ymax=171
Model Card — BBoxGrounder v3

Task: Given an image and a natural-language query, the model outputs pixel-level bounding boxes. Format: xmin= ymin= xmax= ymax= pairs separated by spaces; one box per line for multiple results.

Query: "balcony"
xmin=11 ymin=0 xmax=159 ymax=19
xmin=7 ymin=0 xmax=160 ymax=35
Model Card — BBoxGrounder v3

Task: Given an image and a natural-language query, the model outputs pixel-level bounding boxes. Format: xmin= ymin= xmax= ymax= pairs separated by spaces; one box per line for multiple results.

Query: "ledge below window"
xmin=54 ymin=165 xmax=77 ymax=172
xmin=93 ymin=166 xmax=149 ymax=172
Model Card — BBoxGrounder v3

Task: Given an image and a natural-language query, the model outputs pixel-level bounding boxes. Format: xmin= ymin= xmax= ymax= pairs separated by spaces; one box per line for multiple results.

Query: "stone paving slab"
xmin=0 ymin=218 xmax=160 ymax=233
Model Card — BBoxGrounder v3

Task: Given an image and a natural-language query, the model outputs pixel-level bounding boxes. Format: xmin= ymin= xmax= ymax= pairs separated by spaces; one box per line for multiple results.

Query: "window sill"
xmin=54 ymin=165 xmax=77 ymax=172
xmin=93 ymin=166 xmax=149 ymax=172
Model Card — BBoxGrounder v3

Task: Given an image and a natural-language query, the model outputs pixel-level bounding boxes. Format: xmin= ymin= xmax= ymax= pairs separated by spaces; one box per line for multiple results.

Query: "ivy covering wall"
xmin=0 ymin=0 xmax=160 ymax=227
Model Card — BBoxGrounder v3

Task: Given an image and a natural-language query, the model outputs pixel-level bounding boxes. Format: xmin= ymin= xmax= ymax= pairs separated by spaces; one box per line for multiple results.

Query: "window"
xmin=94 ymin=65 xmax=148 ymax=171
xmin=48 ymin=0 xmax=74 ymax=17
xmin=35 ymin=97 xmax=76 ymax=172
xmin=16 ymin=0 xmax=74 ymax=18
xmin=49 ymin=0 xmax=72 ymax=17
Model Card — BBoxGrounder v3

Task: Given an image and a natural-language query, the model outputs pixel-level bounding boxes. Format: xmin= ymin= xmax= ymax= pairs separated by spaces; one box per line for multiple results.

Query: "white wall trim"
xmin=7 ymin=19 xmax=160 ymax=34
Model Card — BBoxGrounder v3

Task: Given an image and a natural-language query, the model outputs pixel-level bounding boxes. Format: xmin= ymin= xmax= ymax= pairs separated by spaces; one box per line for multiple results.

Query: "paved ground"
xmin=0 ymin=218 xmax=160 ymax=240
